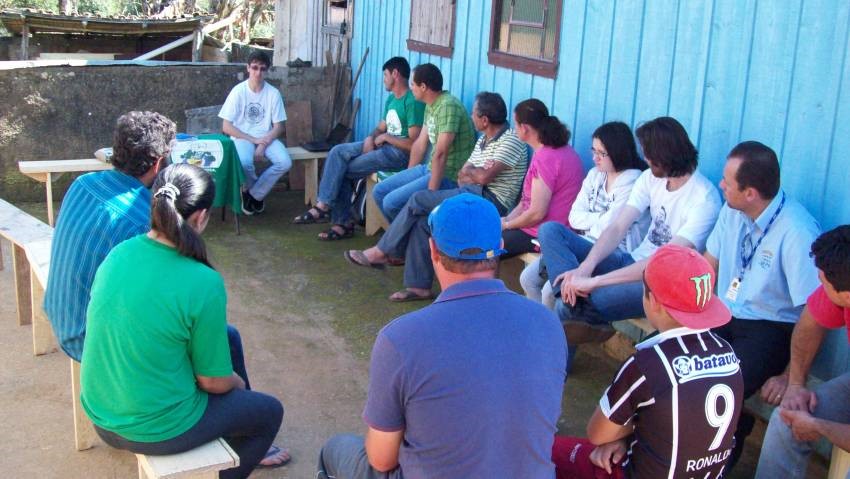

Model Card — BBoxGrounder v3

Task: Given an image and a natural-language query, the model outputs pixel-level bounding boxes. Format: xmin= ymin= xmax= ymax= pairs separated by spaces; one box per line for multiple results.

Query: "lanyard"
xmin=739 ymin=192 xmax=785 ymax=280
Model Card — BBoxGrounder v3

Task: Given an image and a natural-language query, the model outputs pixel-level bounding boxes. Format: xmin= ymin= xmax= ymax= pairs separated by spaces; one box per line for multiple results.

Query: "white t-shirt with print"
xmin=218 ymin=80 xmax=286 ymax=138
xmin=626 ymin=169 xmax=721 ymax=261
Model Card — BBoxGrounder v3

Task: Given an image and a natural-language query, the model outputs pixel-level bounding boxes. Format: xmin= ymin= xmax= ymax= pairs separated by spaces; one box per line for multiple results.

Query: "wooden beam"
xmin=134 ymin=15 xmax=236 ymax=61
xmin=20 ymin=22 xmax=29 ymax=60
xmin=192 ymin=27 xmax=203 ymax=62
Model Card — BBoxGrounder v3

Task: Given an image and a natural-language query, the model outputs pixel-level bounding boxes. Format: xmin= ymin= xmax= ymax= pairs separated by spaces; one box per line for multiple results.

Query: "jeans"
xmin=94 ymin=325 xmax=283 ymax=479
xmin=520 ymin=256 xmax=556 ymax=309
xmin=233 ymin=138 xmax=292 ymax=200
xmin=372 ymin=164 xmax=457 ymax=222
xmin=755 ymin=372 xmax=850 ymax=479
xmin=538 ymin=222 xmax=640 ymax=326
xmin=376 ymin=185 xmax=497 ymax=290
xmin=714 ymin=318 xmax=794 ymax=470
xmin=318 ymin=142 xmax=408 ymax=225
xmin=317 ymin=434 xmax=403 ymax=479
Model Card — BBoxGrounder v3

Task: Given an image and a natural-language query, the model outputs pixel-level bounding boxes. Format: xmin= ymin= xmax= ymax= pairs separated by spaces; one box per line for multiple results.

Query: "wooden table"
xmin=18 ymin=159 xmax=112 ymax=226
xmin=19 ymin=147 xmax=329 ymax=226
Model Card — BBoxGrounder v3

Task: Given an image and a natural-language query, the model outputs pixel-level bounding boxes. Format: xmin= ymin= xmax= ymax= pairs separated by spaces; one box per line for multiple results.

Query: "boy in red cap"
xmin=553 ymin=244 xmax=744 ymax=478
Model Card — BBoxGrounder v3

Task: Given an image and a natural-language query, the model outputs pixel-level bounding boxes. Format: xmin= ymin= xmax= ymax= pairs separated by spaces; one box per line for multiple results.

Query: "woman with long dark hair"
xmin=521 ymin=121 xmax=648 ymax=306
xmin=500 ymin=99 xmax=583 ymax=256
xmin=81 ymin=164 xmax=289 ymax=478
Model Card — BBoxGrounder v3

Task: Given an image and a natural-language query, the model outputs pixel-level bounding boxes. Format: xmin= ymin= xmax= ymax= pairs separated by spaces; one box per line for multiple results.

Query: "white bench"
xmin=136 ymin=438 xmax=239 ymax=479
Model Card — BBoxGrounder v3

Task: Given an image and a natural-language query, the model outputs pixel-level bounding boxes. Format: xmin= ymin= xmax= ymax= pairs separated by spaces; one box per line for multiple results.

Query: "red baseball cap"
xmin=644 ymin=244 xmax=731 ymax=329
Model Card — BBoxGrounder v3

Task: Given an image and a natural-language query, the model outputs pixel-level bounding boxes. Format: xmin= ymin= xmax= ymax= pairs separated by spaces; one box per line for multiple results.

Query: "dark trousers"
xmin=502 ymin=228 xmax=537 ymax=258
xmin=714 ymin=317 xmax=794 ymax=470
xmin=95 ymin=325 xmax=283 ymax=479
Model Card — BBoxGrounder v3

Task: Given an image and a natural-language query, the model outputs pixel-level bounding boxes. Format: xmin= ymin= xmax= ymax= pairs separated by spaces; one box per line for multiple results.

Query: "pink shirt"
xmin=519 ymin=144 xmax=584 ymax=237
xmin=808 ymin=285 xmax=850 ymax=343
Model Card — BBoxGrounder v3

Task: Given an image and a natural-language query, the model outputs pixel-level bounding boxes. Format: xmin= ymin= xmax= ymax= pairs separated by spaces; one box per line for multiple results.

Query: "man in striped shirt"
xmin=44 ymin=111 xmax=175 ymax=361
xmin=344 ymin=92 xmax=528 ymax=301
xmin=553 ymin=244 xmax=744 ymax=479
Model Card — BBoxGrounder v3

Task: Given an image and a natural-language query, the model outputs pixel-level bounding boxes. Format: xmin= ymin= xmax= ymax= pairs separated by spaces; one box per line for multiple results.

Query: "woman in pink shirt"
xmin=501 ymin=98 xmax=583 ymax=257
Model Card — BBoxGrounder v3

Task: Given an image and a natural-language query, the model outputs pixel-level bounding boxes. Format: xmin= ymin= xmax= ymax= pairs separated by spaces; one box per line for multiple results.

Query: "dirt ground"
xmin=0 ymin=190 xmax=825 ymax=478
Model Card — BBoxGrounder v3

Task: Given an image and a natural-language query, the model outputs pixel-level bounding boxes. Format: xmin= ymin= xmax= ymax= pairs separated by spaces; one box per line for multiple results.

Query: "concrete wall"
xmin=0 ymin=34 xmax=203 ymax=61
xmin=0 ymin=62 xmax=337 ymax=201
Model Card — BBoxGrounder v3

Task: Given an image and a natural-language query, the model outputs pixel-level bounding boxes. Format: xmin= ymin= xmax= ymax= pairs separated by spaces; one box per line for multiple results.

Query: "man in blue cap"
xmin=317 ymin=193 xmax=567 ymax=479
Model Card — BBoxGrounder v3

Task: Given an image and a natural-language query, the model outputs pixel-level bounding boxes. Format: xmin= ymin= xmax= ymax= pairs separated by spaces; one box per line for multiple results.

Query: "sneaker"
xmin=252 ymin=196 xmax=265 ymax=214
xmin=241 ymin=190 xmax=255 ymax=216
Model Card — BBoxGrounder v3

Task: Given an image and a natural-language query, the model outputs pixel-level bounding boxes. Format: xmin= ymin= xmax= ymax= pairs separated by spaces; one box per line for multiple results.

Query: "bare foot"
xmin=362 ymin=246 xmax=387 ymax=264
xmin=258 ymin=444 xmax=291 ymax=468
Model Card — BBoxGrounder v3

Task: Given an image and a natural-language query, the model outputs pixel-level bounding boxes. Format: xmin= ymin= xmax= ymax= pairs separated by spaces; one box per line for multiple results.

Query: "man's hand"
xmin=363 ymin=136 xmax=376 ymax=153
xmin=589 ymin=439 xmax=627 ymax=474
xmin=253 ymin=143 xmax=267 ymax=162
xmin=781 ymin=384 xmax=818 ymax=412
xmin=557 ymin=264 xmax=594 ymax=306
xmin=780 ymin=408 xmax=822 ymax=442
xmin=760 ymin=373 xmax=789 ymax=406
xmin=374 ymin=133 xmax=390 ymax=146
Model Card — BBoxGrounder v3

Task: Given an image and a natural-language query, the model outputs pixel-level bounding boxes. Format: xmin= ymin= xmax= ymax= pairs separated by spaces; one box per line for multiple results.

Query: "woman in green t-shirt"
xmin=81 ymin=164 xmax=289 ymax=478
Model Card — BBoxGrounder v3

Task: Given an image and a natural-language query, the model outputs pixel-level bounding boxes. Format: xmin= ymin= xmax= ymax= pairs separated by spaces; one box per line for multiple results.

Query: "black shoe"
xmin=252 ymin=196 xmax=265 ymax=214
xmin=241 ymin=190 xmax=256 ymax=216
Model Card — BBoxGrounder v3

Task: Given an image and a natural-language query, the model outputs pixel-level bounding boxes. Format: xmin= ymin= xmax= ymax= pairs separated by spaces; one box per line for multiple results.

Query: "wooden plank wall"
xmin=352 ymin=0 xmax=850 ymax=377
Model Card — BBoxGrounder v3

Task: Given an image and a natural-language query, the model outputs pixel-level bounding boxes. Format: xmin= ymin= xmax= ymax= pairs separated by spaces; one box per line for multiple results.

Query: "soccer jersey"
xmin=601 ymin=327 xmax=744 ymax=479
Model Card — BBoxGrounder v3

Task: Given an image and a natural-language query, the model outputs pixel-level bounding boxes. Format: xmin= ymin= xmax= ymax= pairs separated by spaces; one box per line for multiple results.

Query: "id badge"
xmin=725 ymin=277 xmax=741 ymax=302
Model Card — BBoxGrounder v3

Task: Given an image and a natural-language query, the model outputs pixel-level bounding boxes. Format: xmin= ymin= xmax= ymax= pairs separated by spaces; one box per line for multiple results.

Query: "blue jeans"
xmin=372 ymin=164 xmax=457 ymax=222
xmin=94 ymin=325 xmax=283 ymax=479
xmin=538 ymin=222 xmax=641 ymax=326
xmin=318 ymin=434 xmax=403 ymax=479
xmin=318 ymin=141 xmax=408 ymax=225
xmin=756 ymin=372 xmax=850 ymax=478
xmin=233 ymin=138 xmax=291 ymax=200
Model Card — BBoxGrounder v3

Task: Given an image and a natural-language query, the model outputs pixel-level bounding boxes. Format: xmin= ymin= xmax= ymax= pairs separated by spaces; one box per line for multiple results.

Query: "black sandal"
xmin=318 ymin=224 xmax=355 ymax=241
xmin=293 ymin=205 xmax=331 ymax=224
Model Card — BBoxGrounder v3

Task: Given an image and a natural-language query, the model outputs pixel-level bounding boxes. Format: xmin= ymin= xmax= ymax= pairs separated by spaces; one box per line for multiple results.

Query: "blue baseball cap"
xmin=428 ymin=193 xmax=507 ymax=260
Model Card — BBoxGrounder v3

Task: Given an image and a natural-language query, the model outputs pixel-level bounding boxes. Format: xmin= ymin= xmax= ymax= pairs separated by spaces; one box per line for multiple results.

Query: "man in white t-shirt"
xmin=219 ymin=51 xmax=291 ymax=215
xmin=541 ymin=117 xmax=721 ymax=367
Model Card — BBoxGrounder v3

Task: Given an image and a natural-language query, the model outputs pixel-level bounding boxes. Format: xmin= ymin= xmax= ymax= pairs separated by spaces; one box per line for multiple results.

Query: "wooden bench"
xmin=365 ymin=173 xmax=390 ymax=235
xmin=136 ymin=438 xmax=239 ymax=479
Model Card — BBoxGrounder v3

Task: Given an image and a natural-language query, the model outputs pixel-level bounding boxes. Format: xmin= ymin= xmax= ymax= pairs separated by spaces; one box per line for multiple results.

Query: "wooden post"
xmin=303 ymin=158 xmax=318 ymax=206
xmin=21 ymin=22 xmax=29 ymax=61
xmin=829 ymin=446 xmax=850 ymax=479
xmin=45 ymin=172 xmax=55 ymax=226
xmin=71 ymin=359 xmax=97 ymax=450
xmin=12 ymin=245 xmax=32 ymax=326
xmin=30 ymin=268 xmax=57 ymax=355
xmin=192 ymin=27 xmax=203 ymax=62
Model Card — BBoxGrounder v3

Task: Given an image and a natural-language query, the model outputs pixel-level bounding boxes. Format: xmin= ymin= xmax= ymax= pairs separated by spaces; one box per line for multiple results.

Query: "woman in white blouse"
xmin=521 ymin=121 xmax=648 ymax=306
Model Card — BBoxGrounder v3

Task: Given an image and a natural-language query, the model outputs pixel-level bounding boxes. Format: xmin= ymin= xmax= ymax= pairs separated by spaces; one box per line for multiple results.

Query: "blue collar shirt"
xmin=706 ymin=191 xmax=820 ymax=323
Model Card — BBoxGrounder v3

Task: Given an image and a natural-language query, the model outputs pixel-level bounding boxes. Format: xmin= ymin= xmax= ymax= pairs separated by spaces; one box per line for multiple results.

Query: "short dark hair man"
xmin=704 ymin=140 xmax=821 ymax=469
xmin=219 ymin=50 xmax=291 ymax=215
xmin=45 ymin=111 xmax=175 ymax=361
xmin=756 ymin=225 xmax=850 ymax=478
xmin=318 ymin=193 xmax=566 ymax=478
xmin=370 ymin=63 xmax=476 ymax=223
xmin=344 ymin=92 xmax=529 ymax=302
xmin=292 ymin=56 xmax=425 ymax=239
xmin=540 ymin=116 xmax=722 ymax=366
xmin=553 ymin=244 xmax=744 ymax=479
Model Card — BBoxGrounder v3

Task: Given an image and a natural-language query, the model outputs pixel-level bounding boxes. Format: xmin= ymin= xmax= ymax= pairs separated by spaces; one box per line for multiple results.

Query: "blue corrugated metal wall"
xmin=352 ymin=0 xmax=850 ymax=376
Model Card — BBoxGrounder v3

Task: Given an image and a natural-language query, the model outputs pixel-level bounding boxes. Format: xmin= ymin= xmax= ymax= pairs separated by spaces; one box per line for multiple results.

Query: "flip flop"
xmin=389 ymin=289 xmax=435 ymax=302
xmin=344 ymin=250 xmax=386 ymax=270
xmin=256 ymin=444 xmax=291 ymax=469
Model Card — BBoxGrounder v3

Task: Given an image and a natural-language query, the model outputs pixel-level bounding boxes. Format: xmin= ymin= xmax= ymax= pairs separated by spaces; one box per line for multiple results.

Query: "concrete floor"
xmin=0 ymin=190 xmax=827 ymax=478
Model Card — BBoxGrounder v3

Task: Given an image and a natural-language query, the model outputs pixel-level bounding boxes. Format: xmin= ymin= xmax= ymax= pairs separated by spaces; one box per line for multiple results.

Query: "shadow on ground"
xmin=0 ymin=189 xmax=826 ymax=478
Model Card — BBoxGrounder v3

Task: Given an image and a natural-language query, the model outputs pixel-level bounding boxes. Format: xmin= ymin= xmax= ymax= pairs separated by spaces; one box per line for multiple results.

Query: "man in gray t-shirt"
xmin=319 ymin=194 xmax=565 ymax=479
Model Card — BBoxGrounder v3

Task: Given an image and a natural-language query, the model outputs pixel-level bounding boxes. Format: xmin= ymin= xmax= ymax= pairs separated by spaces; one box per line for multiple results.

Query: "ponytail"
xmin=150 ymin=163 xmax=216 ymax=268
xmin=514 ymin=98 xmax=570 ymax=148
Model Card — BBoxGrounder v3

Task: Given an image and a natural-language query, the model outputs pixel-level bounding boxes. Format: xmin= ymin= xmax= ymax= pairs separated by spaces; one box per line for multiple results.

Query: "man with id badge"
xmin=704 ymin=141 xmax=820 ymax=470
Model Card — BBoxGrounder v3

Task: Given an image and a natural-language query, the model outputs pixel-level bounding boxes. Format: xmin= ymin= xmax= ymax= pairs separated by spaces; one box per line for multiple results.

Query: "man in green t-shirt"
xmin=293 ymin=57 xmax=425 ymax=240
xmin=370 ymin=63 xmax=476 ymax=223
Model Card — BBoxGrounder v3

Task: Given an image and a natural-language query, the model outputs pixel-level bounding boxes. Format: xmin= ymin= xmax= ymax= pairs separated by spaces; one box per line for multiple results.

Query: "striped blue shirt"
xmin=44 ymin=170 xmax=151 ymax=361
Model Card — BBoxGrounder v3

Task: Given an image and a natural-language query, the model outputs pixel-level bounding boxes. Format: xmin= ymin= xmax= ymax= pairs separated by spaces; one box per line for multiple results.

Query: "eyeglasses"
xmin=249 ymin=65 xmax=269 ymax=72
xmin=591 ymin=148 xmax=609 ymax=159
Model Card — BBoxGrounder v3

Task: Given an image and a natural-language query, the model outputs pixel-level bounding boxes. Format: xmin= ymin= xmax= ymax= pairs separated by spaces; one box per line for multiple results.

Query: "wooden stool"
xmin=136 ymin=438 xmax=239 ymax=479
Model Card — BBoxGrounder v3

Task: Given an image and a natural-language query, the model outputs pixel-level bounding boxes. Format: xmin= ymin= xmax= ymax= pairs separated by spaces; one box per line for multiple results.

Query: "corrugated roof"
xmin=0 ymin=8 xmax=214 ymax=35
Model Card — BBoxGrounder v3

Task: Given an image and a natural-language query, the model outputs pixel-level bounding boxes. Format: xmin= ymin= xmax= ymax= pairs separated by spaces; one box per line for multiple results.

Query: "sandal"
xmin=293 ymin=205 xmax=331 ymax=224
xmin=256 ymin=444 xmax=291 ymax=469
xmin=389 ymin=289 xmax=435 ymax=302
xmin=318 ymin=224 xmax=355 ymax=241
xmin=344 ymin=250 xmax=386 ymax=270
